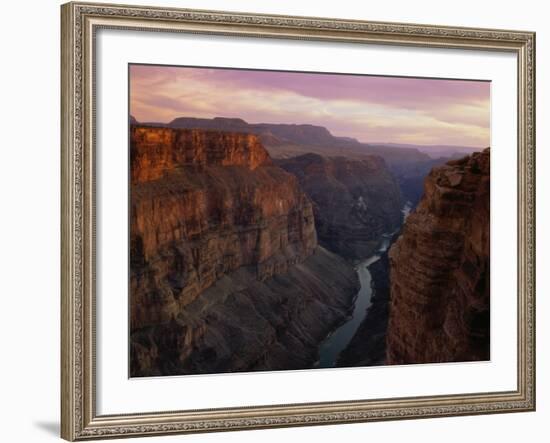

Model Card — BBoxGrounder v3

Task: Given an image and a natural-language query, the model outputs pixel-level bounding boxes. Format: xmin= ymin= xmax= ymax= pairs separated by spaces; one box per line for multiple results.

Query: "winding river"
xmin=316 ymin=201 xmax=413 ymax=368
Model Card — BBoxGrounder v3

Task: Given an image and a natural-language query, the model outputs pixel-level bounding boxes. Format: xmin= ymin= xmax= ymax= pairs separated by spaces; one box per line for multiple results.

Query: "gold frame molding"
xmin=61 ymin=2 xmax=536 ymax=440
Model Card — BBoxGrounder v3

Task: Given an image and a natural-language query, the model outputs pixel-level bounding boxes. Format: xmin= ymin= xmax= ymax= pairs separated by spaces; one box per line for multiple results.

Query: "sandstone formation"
xmin=131 ymin=127 xmax=271 ymax=184
xmin=277 ymin=153 xmax=402 ymax=259
xmin=386 ymin=149 xmax=490 ymax=364
xmin=129 ymin=125 xmax=359 ymax=376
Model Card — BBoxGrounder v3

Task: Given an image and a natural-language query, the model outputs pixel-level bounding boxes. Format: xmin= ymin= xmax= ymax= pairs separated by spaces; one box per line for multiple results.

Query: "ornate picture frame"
xmin=61 ymin=1 xmax=535 ymax=440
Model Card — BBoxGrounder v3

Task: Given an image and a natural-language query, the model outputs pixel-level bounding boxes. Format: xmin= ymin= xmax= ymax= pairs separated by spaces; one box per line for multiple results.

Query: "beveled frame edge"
xmin=60 ymin=1 xmax=536 ymax=441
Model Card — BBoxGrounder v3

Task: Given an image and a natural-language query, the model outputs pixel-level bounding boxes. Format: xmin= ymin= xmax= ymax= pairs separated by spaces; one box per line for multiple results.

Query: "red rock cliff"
xmin=129 ymin=126 xmax=359 ymax=376
xmin=386 ymin=149 xmax=490 ymax=364
xmin=131 ymin=127 xmax=272 ymax=183
xmin=130 ymin=127 xmax=316 ymax=330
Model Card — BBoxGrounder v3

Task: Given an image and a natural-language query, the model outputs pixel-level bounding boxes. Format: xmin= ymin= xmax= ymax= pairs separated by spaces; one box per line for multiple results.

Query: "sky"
xmin=130 ymin=64 xmax=490 ymax=147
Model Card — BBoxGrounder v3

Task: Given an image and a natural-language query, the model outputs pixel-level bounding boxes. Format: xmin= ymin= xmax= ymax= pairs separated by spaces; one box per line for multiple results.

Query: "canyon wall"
xmin=386 ymin=149 xmax=490 ymax=364
xmin=277 ymin=153 xmax=402 ymax=259
xmin=129 ymin=126 xmax=359 ymax=376
xmin=131 ymin=126 xmax=271 ymax=184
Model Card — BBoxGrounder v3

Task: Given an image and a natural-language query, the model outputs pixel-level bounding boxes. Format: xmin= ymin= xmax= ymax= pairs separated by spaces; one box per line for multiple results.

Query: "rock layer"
xmin=129 ymin=126 xmax=359 ymax=376
xmin=386 ymin=149 xmax=490 ymax=364
xmin=277 ymin=153 xmax=402 ymax=259
xmin=131 ymin=126 xmax=271 ymax=184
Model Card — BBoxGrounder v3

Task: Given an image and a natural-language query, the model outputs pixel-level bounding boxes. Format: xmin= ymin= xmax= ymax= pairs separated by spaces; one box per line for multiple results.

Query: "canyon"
xmin=129 ymin=119 xmax=490 ymax=376
xmin=334 ymin=150 xmax=490 ymax=367
xmin=130 ymin=126 xmax=359 ymax=376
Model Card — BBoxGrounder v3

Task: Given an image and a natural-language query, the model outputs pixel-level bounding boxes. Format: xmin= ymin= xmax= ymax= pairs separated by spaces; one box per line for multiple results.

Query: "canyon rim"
xmin=129 ymin=64 xmax=491 ymax=377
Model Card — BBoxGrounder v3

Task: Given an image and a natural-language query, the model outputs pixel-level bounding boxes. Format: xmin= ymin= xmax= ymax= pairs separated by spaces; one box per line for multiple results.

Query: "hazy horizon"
xmin=130 ymin=64 xmax=490 ymax=148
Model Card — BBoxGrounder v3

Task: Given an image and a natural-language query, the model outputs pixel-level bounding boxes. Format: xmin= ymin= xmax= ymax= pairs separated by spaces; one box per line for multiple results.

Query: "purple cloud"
xmin=130 ymin=64 xmax=490 ymax=147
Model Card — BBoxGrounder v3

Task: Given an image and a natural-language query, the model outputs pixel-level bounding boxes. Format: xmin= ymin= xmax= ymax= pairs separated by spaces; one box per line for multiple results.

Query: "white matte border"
xmin=96 ymin=29 xmax=517 ymax=415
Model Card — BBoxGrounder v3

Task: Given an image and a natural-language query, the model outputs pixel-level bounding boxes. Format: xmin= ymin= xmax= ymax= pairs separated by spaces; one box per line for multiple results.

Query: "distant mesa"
xmin=167 ymin=116 xmax=335 ymax=147
xmin=170 ymin=116 xmax=250 ymax=132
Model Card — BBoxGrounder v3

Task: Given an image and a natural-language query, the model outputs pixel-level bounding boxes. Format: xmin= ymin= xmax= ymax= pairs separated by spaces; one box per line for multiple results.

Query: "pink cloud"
xmin=130 ymin=64 xmax=490 ymax=147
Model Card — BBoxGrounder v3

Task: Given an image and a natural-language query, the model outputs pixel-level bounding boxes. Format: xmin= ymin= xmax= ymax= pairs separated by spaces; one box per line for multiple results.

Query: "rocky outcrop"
xmin=129 ymin=126 xmax=359 ymax=376
xmin=386 ymin=149 xmax=490 ymax=364
xmin=131 ymin=126 xmax=271 ymax=183
xmin=277 ymin=153 xmax=402 ymax=259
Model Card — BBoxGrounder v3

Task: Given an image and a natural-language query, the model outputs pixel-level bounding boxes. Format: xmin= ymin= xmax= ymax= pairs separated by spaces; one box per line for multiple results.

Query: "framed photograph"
xmin=61 ymin=1 xmax=536 ymax=440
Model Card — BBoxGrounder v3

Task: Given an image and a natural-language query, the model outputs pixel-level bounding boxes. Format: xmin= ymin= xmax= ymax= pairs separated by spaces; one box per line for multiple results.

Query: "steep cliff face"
xmin=129 ymin=126 xmax=359 ymax=376
xmin=130 ymin=126 xmax=314 ymax=331
xmin=386 ymin=149 xmax=490 ymax=364
xmin=131 ymin=127 xmax=271 ymax=183
xmin=277 ymin=153 xmax=402 ymax=259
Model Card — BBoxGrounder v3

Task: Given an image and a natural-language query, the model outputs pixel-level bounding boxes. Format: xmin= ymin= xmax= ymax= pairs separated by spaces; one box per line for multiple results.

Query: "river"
xmin=316 ymin=201 xmax=412 ymax=368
